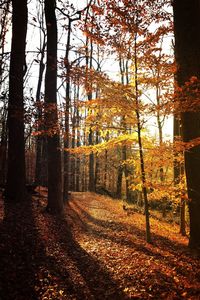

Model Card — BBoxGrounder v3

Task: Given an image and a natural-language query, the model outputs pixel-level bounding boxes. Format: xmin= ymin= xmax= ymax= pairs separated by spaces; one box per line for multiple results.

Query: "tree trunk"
xmin=88 ymin=130 xmax=95 ymax=191
xmin=173 ymin=116 xmax=181 ymax=184
xmin=116 ymin=164 xmax=123 ymax=199
xmin=35 ymin=35 xmax=46 ymax=186
xmin=173 ymin=116 xmax=186 ymax=235
xmin=0 ymin=109 xmax=7 ymax=185
xmin=94 ymin=131 xmax=99 ymax=192
xmin=134 ymin=28 xmax=151 ymax=243
xmin=5 ymin=0 xmax=27 ymax=202
xmin=44 ymin=0 xmax=63 ymax=214
xmin=119 ymin=56 xmax=130 ymax=201
xmin=0 ymin=0 xmax=10 ymax=86
xmin=75 ymin=87 xmax=81 ymax=192
xmin=180 ymin=196 xmax=186 ymax=236
xmin=63 ymin=18 xmax=71 ymax=202
xmin=122 ymin=144 xmax=130 ymax=200
xmin=86 ymin=36 xmax=95 ymax=192
xmin=173 ymin=0 xmax=200 ymax=249
xmin=70 ymin=113 xmax=76 ymax=191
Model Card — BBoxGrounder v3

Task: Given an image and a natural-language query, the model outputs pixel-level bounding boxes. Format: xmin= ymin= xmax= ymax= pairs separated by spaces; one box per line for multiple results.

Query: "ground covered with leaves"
xmin=0 ymin=190 xmax=200 ymax=299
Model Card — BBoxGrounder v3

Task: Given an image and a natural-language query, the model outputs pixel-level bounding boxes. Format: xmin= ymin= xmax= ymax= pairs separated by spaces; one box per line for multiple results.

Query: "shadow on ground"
xmin=0 ymin=194 xmax=127 ymax=300
xmin=68 ymin=198 xmax=200 ymax=299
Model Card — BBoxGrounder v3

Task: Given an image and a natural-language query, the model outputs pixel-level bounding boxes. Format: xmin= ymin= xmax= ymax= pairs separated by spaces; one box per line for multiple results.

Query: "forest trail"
xmin=0 ymin=191 xmax=200 ymax=299
xmin=67 ymin=193 xmax=200 ymax=299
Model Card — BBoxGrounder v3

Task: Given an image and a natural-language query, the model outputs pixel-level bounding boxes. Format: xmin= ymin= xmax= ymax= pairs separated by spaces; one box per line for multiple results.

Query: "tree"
xmin=0 ymin=0 xmax=10 ymax=184
xmin=133 ymin=21 xmax=151 ymax=243
xmin=62 ymin=11 xmax=81 ymax=201
xmin=34 ymin=0 xmax=47 ymax=186
xmin=5 ymin=0 xmax=28 ymax=202
xmin=44 ymin=0 xmax=63 ymax=214
xmin=173 ymin=0 xmax=200 ymax=248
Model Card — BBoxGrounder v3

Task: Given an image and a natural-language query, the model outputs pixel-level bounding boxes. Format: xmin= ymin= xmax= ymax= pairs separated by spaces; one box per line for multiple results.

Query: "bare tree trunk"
xmin=94 ymin=131 xmax=99 ymax=191
xmin=35 ymin=26 xmax=46 ymax=185
xmin=81 ymin=111 xmax=87 ymax=192
xmin=118 ymin=55 xmax=130 ymax=200
xmin=173 ymin=116 xmax=181 ymax=184
xmin=173 ymin=0 xmax=200 ymax=248
xmin=88 ymin=128 xmax=95 ymax=191
xmin=134 ymin=28 xmax=151 ymax=243
xmin=103 ymin=131 xmax=109 ymax=192
xmin=173 ymin=116 xmax=186 ymax=235
xmin=5 ymin=0 xmax=27 ymax=202
xmin=44 ymin=0 xmax=63 ymax=214
xmin=85 ymin=35 xmax=95 ymax=192
xmin=63 ymin=17 xmax=73 ymax=202
xmin=116 ymin=164 xmax=123 ymax=199
xmin=70 ymin=112 xmax=76 ymax=191
xmin=75 ymin=85 xmax=81 ymax=192
xmin=0 ymin=108 xmax=7 ymax=185
xmin=180 ymin=196 xmax=186 ymax=236
xmin=156 ymin=83 xmax=165 ymax=183
xmin=0 ymin=0 xmax=10 ymax=85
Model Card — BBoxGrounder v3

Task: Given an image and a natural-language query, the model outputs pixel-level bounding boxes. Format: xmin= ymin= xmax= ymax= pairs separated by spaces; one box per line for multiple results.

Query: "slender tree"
xmin=5 ymin=0 xmax=27 ymax=202
xmin=63 ymin=16 xmax=71 ymax=202
xmin=44 ymin=0 xmax=63 ymax=214
xmin=0 ymin=0 xmax=9 ymax=186
xmin=173 ymin=0 xmax=200 ymax=248
xmin=134 ymin=42 xmax=151 ymax=243
xmin=86 ymin=38 xmax=95 ymax=192
xmin=35 ymin=2 xmax=47 ymax=186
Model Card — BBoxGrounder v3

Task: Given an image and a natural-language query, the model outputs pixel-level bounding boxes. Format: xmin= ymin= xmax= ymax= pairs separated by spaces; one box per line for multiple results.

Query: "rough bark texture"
xmin=5 ymin=0 xmax=27 ymax=202
xmin=44 ymin=0 xmax=63 ymax=214
xmin=173 ymin=0 xmax=200 ymax=248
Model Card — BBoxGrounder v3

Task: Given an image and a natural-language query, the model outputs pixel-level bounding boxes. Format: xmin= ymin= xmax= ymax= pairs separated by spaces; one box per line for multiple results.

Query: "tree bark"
xmin=5 ymin=0 xmax=27 ymax=202
xmin=134 ymin=28 xmax=151 ymax=243
xmin=63 ymin=18 xmax=71 ymax=202
xmin=94 ymin=130 xmax=99 ymax=192
xmin=70 ymin=113 xmax=76 ymax=191
xmin=173 ymin=0 xmax=200 ymax=248
xmin=35 ymin=34 xmax=46 ymax=186
xmin=44 ymin=0 xmax=63 ymax=214
xmin=75 ymin=85 xmax=81 ymax=192
xmin=116 ymin=163 xmax=123 ymax=199
xmin=86 ymin=36 xmax=95 ymax=192
xmin=0 ymin=108 xmax=7 ymax=185
xmin=173 ymin=116 xmax=186 ymax=235
xmin=180 ymin=196 xmax=186 ymax=236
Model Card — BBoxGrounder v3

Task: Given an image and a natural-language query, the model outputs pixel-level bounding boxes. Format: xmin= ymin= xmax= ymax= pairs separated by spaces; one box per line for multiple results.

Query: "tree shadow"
xmin=71 ymin=200 xmax=190 ymax=249
xmin=0 ymin=196 xmax=127 ymax=300
xmin=1 ymin=192 xmax=199 ymax=300
xmin=70 ymin=200 xmax=200 ymax=282
xmin=45 ymin=210 xmax=127 ymax=300
xmin=0 ymin=198 xmax=44 ymax=300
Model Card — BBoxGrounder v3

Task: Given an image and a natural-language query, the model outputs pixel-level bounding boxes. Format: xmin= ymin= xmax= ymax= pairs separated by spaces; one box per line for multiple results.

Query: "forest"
xmin=0 ymin=0 xmax=200 ymax=299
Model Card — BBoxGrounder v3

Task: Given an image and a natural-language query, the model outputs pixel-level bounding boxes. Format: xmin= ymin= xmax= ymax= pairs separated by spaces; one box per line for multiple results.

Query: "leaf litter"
xmin=0 ymin=190 xmax=200 ymax=299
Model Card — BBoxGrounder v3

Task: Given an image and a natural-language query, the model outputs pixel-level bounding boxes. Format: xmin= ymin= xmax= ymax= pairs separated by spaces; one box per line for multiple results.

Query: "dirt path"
xmin=66 ymin=192 xmax=200 ymax=299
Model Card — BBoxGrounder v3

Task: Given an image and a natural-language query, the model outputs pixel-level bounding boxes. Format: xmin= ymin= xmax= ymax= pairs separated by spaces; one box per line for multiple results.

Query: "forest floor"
xmin=0 ymin=189 xmax=200 ymax=300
